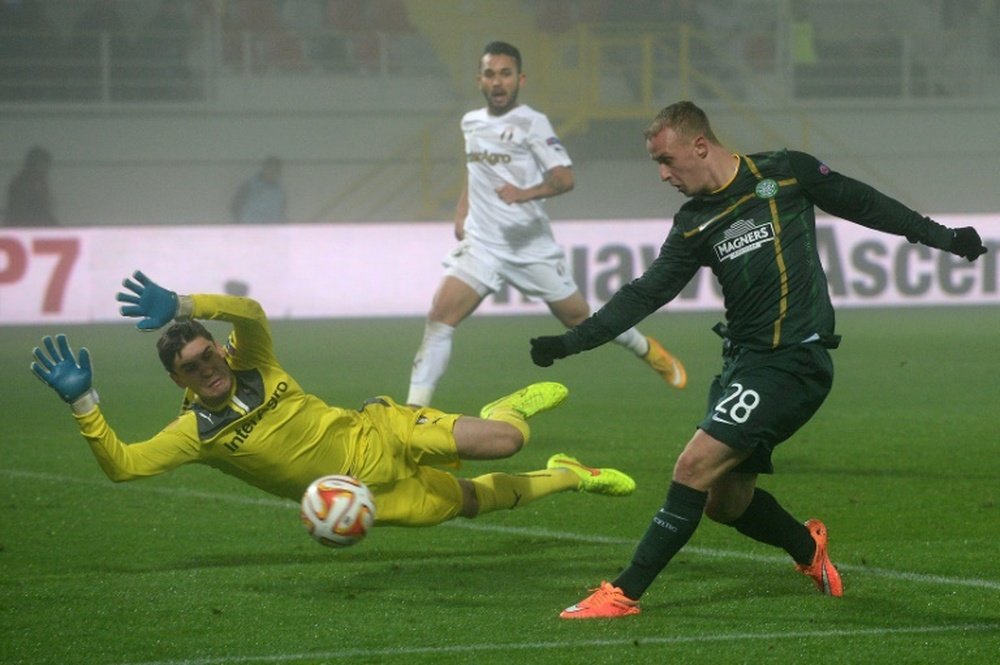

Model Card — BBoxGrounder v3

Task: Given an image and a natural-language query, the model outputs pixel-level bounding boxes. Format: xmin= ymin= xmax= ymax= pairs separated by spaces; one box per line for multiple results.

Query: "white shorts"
xmin=443 ymin=241 xmax=579 ymax=302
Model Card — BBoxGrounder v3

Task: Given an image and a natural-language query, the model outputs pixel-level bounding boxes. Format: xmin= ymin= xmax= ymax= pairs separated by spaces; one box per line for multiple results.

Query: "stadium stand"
xmin=1 ymin=0 xmax=999 ymax=225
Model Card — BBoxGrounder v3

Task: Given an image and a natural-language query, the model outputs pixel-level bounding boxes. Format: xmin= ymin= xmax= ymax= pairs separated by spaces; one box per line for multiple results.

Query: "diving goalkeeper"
xmin=31 ymin=271 xmax=635 ymax=529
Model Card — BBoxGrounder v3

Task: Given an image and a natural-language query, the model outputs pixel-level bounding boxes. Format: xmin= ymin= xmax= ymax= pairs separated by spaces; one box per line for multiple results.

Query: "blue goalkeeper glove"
xmin=31 ymin=334 xmax=93 ymax=403
xmin=116 ymin=270 xmax=178 ymax=331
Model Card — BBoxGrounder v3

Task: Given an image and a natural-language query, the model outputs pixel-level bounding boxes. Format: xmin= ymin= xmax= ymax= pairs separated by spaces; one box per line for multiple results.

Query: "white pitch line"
xmin=114 ymin=623 xmax=1000 ymax=665
xmin=449 ymin=522 xmax=1000 ymax=591
xmin=6 ymin=468 xmax=1000 ymax=592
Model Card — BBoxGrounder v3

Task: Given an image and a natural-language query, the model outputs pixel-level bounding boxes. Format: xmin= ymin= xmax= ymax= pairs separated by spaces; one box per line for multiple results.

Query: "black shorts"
xmin=698 ymin=342 xmax=834 ymax=474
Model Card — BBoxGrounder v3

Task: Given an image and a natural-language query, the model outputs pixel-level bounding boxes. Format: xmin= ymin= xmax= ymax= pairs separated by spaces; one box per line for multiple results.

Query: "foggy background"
xmin=2 ymin=0 xmax=999 ymax=227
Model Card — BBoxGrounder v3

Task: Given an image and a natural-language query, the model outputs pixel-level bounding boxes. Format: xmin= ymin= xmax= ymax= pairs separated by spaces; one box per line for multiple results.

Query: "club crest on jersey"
xmin=500 ymin=127 xmax=514 ymax=142
xmin=754 ymin=178 xmax=779 ymax=199
xmin=714 ymin=218 xmax=775 ymax=262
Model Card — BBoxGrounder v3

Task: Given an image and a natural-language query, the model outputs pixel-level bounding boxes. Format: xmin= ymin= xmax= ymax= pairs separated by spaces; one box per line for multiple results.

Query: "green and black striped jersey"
xmin=565 ymin=149 xmax=954 ymax=352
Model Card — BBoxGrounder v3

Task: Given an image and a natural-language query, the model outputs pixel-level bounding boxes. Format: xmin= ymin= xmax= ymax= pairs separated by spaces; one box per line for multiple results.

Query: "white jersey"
xmin=461 ymin=104 xmax=573 ymax=263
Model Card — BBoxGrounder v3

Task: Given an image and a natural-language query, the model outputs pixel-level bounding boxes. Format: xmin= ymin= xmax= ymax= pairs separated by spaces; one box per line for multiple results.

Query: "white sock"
xmin=407 ymin=321 xmax=455 ymax=406
xmin=612 ymin=327 xmax=649 ymax=356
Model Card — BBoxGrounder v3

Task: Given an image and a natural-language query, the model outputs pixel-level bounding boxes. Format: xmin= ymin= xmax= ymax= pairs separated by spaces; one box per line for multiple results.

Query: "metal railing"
xmin=2 ymin=17 xmax=998 ymax=107
xmin=4 ymin=1 xmax=998 ymax=223
xmin=0 ymin=25 xmax=444 ymax=105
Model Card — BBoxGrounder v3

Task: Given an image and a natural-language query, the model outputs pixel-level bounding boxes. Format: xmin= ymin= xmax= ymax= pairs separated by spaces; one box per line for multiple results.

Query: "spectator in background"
xmin=231 ymin=156 xmax=287 ymax=224
xmin=4 ymin=146 xmax=57 ymax=226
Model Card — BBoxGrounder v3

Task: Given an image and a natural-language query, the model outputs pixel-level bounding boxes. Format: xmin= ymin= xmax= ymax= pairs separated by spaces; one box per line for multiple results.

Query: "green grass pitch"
xmin=2 ymin=307 xmax=998 ymax=664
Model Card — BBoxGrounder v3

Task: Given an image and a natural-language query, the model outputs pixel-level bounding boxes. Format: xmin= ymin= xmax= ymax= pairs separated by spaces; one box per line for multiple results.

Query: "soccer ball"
xmin=300 ymin=475 xmax=376 ymax=548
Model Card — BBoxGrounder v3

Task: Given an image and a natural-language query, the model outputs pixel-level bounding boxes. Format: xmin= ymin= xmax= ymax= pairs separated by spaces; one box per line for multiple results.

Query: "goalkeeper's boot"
xmin=559 ymin=581 xmax=641 ymax=619
xmin=479 ymin=382 xmax=568 ymax=420
xmin=795 ymin=518 xmax=843 ymax=597
xmin=547 ymin=453 xmax=635 ymax=496
xmin=643 ymin=336 xmax=687 ymax=389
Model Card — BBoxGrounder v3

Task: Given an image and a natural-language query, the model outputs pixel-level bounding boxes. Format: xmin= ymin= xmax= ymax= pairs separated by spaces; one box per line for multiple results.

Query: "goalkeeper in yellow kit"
xmin=30 ymin=271 xmax=634 ymax=529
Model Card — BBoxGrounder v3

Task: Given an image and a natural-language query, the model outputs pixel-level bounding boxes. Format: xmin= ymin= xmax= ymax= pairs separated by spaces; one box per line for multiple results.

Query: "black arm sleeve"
xmin=563 ymin=224 xmax=701 ymax=354
xmin=788 ymin=150 xmax=953 ymax=250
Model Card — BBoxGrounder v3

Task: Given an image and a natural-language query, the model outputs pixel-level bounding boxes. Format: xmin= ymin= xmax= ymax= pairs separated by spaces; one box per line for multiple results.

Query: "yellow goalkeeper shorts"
xmin=352 ymin=396 xmax=464 ymax=526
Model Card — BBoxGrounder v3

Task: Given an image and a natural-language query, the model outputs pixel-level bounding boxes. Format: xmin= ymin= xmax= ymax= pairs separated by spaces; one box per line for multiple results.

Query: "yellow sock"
xmin=484 ymin=408 xmax=531 ymax=444
xmin=470 ymin=469 xmax=578 ymax=515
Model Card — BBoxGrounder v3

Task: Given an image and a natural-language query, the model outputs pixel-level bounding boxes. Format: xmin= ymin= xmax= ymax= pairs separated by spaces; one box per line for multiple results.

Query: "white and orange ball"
xmin=300 ymin=475 xmax=375 ymax=548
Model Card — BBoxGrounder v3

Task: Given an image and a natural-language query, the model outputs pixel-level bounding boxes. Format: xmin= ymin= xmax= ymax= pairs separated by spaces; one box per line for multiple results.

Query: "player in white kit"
xmin=406 ymin=41 xmax=687 ymax=408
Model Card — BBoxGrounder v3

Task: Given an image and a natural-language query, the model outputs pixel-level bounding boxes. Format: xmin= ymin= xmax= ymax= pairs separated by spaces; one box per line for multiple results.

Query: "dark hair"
xmin=482 ymin=41 xmax=522 ymax=72
xmin=157 ymin=321 xmax=214 ymax=372
xmin=644 ymin=100 xmax=719 ymax=144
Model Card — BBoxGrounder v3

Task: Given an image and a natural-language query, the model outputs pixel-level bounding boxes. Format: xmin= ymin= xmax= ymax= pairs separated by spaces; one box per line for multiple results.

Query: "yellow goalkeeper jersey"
xmin=75 ymin=293 xmax=363 ymax=501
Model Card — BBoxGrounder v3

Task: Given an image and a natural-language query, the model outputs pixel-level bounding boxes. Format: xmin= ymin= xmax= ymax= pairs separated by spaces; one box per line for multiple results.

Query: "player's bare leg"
xmin=452 ymin=415 xmax=525 ymax=459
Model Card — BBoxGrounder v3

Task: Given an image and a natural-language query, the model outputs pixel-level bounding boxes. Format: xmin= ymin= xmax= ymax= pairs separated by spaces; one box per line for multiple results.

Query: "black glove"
xmin=530 ymin=336 xmax=569 ymax=367
xmin=950 ymin=227 xmax=987 ymax=262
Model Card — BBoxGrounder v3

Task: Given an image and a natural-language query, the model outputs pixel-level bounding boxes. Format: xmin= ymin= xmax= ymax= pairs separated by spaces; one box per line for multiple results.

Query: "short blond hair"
xmin=644 ymin=101 xmax=719 ymax=144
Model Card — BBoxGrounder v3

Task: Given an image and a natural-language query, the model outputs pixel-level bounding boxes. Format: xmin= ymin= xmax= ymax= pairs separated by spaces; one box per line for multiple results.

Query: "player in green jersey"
xmin=30 ymin=271 xmax=636 ymax=537
xmin=530 ymin=101 xmax=989 ymax=618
